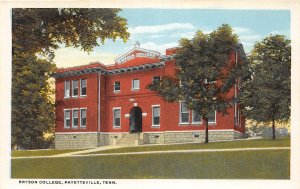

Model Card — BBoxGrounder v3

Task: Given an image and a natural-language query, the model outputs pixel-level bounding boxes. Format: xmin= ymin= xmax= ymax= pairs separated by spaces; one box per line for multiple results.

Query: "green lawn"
xmin=86 ymin=137 xmax=290 ymax=154
xmin=11 ymin=149 xmax=290 ymax=179
xmin=11 ymin=149 xmax=86 ymax=157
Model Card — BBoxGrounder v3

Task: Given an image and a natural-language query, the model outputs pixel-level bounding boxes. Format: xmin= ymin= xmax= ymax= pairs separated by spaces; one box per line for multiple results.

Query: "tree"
xmin=12 ymin=8 xmax=129 ymax=149
xmin=148 ymin=24 xmax=243 ymax=143
xmin=240 ymin=35 xmax=291 ymax=140
xmin=12 ymin=53 xmax=56 ymax=149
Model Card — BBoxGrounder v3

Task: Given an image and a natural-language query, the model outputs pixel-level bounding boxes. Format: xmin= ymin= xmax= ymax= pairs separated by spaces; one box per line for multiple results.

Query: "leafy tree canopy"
xmin=240 ymin=35 xmax=291 ymax=139
xmin=148 ymin=24 xmax=244 ymax=143
xmin=12 ymin=8 xmax=130 ymax=149
xmin=13 ymin=8 xmax=130 ymax=60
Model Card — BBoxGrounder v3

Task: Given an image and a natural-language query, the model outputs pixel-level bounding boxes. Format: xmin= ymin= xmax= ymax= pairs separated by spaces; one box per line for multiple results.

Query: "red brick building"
xmin=54 ymin=43 xmax=246 ymax=149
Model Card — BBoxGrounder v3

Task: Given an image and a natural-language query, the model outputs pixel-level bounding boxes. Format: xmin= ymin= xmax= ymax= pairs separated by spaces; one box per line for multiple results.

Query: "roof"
xmin=54 ymin=44 xmax=176 ymax=78
xmin=54 ymin=43 xmax=246 ymax=79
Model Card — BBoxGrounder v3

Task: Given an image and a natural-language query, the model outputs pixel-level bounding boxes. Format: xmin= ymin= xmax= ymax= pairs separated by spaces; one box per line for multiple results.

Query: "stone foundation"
xmin=55 ymin=133 xmax=98 ymax=149
xmin=55 ymin=130 xmax=244 ymax=149
xmin=143 ymin=132 xmax=165 ymax=144
xmin=164 ymin=131 xmax=203 ymax=143
xmin=143 ymin=130 xmax=244 ymax=144
xmin=99 ymin=133 xmax=124 ymax=146
xmin=234 ymin=130 xmax=245 ymax=139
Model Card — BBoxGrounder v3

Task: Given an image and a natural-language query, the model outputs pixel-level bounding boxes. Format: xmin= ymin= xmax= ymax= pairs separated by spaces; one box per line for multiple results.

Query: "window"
xmin=113 ymin=108 xmax=121 ymax=128
xmin=72 ymin=80 xmax=78 ymax=97
xmin=192 ymin=110 xmax=202 ymax=123
xmin=208 ymin=111 xmax=216 ymax=123
xmin=179 ymin=79 xmax=182 ymax=86
xmin=180 ymin=102 xmax=189 ymax=123
xmin=65 ymin=81 xmax=70 ymax=98
xmin=152 ymin=105 xmax=160 ymax=127
xmin=80 ymin=79 xmax=87 ymax=96
xmin=64 ymin=109 xmax=71 ymax=128
xmin=80 ymin=108 xmax=87 ymax=127
xmin=204 ymin=79 xmax=217 ymax=84
xmin=72 ymin=109 xmax=78 ymax=128
xmin=114 ymin=81 xmax=120 ymax=92
xmin=153 ymin=76 xmax=160 ymax=85
xmin=132 ymin=79 xmax=140 ymax=90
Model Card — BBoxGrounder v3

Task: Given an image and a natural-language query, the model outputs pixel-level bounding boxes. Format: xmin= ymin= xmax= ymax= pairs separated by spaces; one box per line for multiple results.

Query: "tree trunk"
xmin=272 ymin=118 xmax=276 ymax=140
xmin=204 ymin=117 xmax=209 ymax=143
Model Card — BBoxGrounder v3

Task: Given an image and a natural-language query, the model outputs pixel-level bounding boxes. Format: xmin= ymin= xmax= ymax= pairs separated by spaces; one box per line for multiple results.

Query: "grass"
xmin=85 ymin=137 xmax=290 ymax=154
xmin=11 ymin=149 xmax=290 ymax=179
xmin=11 ymin=149 xmax=86 ymax=157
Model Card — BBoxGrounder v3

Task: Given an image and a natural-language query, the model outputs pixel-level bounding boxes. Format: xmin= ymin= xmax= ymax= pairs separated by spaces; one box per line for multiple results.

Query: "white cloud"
xmin=141 ymin=42 xmax=179 ymax=54
xmin=239 ymin=34 xmax=262 ymax=42
xmin=233 ymin=27 xmax=251 ymax=34
xmin=129 ymin=23 xmax=195 ymax=34
xmin=148 ymin=34 xmax=166 ymax=39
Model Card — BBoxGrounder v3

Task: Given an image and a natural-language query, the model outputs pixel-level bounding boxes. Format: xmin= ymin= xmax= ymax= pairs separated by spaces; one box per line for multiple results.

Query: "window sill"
xmin=113 ymin=90 xmax=120 ymax=93
xmin=80 ymin=95 xmax=87 ymax=98
xmin=79 ymin=126 xmax=87 ymax=129
xmin=192 ymin=122 xmax=202 ymax=125
xmin=131 ymin=89 xmax=140 ymax=91
xmin=179 ymin=123 xmax=202 ymax=126
xmin=152 ymin=125 xmax=160 ymax=128
xmin=113 ymin=126 xmax=121 ymax=129
xmin=179 ymin=123 xmax=190 ymax=126
xmin=72 ymin=96 xmax=78 ymax=98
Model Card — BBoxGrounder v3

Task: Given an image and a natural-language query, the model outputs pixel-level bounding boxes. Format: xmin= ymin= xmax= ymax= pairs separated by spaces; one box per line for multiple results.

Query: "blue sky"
xmin=53 ymin=9 xmax=290 ymax=68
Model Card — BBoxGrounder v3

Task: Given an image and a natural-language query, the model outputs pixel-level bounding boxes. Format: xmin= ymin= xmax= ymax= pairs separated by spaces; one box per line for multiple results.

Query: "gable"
xmin=114 ymin=43 xmax=161 ymax=65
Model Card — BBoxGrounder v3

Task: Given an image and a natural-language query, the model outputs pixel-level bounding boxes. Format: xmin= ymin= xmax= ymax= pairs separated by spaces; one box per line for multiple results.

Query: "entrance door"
xmin=129 ymin=107 xmax=142 ymax=133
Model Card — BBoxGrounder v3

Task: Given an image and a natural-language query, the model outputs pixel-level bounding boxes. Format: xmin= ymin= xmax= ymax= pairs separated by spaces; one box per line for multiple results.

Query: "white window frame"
xmin=64 ymin=109 xmax=71 ymax=128
xmin=114 ymin=81 xmax=121 ymax=92
xmin=80 ymin=108 xmax=87 ymax=128
xmin=64 ymin=81 xmax=71 ymax=98
xmin=80 ymin=79 xmax=87 ymax=97
xmin=192 ymin=110 xmax=202 ymax=124
xmin=72 ymin=108 xmax=79 ymax=128
xmin=204 ymin=79 xmax=217 ymax=84
xmin=132 ymin=79 xmax=140 ymax=90
xmin=152 ymin=76 xmax=161 ymax=85
xmin=179 ymin=102 xmax=189 ymax=124
xmin=179 ymin=79 xmax=183 ymax=87
xmin=208 ymin=111 xmax=217 ymax=124
xmin=72 ymin=80 xmax=79 ymax=97
xmin=152 ymin=105 xmax=160 ymax=127
xmin=113 ymin=107 xmax=121 ymax=128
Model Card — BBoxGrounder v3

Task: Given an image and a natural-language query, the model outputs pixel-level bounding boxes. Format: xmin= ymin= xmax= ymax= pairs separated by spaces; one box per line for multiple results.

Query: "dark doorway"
xmin=129 ymin=106 xmax=142 ymax=133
